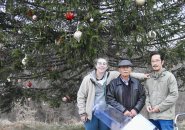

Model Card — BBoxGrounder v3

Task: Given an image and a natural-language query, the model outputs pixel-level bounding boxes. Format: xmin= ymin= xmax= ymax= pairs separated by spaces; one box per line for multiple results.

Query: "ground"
xmin=0 ymin=119 xmax=185 ymax=130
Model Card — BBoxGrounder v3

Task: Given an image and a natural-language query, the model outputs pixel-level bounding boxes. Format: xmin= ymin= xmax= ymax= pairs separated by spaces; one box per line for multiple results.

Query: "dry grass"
xmin=0 ymin=120 xmax=84 ymax=130
xmin=0 ymin=119 xmax=185 ymax=130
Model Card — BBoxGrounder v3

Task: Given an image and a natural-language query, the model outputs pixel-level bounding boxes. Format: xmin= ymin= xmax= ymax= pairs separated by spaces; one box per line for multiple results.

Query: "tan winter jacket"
xmin=145 ymin=68 xmax=179 ymax=120
xmin=77 ymin=70 xmax=146 ymax=120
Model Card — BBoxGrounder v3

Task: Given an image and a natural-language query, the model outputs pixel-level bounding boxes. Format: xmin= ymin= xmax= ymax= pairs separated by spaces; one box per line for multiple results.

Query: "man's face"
xmin=151 ymin=54 xmax=164 ymax=72
xmin=95 ymin=58 xmax=108 ymax=73
xmin=119 ymin=66 xmax=132 ymax=77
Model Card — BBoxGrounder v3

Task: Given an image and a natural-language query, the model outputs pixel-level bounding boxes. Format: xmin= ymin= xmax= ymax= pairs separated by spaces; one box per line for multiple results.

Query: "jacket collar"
xmin=90 ymin=70 xmax=108 ymax=85
xmin=116 ymin=75 xmax=134 ymax=86
xmin=151 ymin=68 xmax=166 ymax=79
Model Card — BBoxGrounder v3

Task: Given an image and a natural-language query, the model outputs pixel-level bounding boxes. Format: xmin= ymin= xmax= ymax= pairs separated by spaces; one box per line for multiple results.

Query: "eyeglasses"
xmin=97 ymin=62 xmax=107 ymax=66
xmin=151 ymin=59 xmax=161 ymax=63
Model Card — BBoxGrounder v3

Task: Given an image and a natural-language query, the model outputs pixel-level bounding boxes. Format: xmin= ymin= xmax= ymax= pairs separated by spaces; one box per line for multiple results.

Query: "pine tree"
xmin=0 ymin=0 xmax=184 ymax=112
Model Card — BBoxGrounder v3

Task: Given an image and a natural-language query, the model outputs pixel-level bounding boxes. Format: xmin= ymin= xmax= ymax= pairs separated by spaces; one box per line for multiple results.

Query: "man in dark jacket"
xmin=106 ymin=59 xmax=146 ymax=117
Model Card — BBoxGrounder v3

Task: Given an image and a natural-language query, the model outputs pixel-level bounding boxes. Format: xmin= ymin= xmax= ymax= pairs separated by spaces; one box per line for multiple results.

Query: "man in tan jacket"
xmin=145 ymin=51 xmax=179 ymax=130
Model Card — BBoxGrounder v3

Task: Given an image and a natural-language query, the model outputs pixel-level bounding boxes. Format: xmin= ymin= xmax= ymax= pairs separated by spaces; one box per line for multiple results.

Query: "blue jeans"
xmin=149 ymin=119 xmax=174 ymax=130
xmin=84 ymin=114 xmax=110 ymax=130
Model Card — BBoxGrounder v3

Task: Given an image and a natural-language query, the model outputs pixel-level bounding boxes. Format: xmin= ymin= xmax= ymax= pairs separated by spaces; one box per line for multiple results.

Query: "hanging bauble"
xmin=32 ymin=15 xmax=37 ymax=20
xmin=27 ymin=98 xmax=31 ymax=101
xmin=55 ymin=36 xmax=64 ymax=45
xmin=148 ymin=30 xmax=157 ymax=39
xmin=136 ymin=35 xmax=142 ymax=42
xmin=27 ymin=9 xmax=33 ymax=17
xmin=135 ymin=0 xmax=145 ymax=6
xmin=62 ymin=97 xmax=67 ymax=102
xmin=74 ymin=30 xmax=82 ymax=42
xmin=22 ymin=55 xmax=28 ymax=65
xmin=62 ymin=95 xmax=70 ymax=102
xmin=7 ymin=77 xmax=11 ymax=82
xmin=116 ymin=52 xmax=120 ymax=56
xmin=90 ymin=17 xmax=94 ymax=22
xmin=26 ymin=81 xmax=32 ymax=88
xmin=18 ymin=29 xmax=22 ymax=34
xmin=64 ymin=11 xmax=75 ymax=21
xmin=43 ymin=102 xmax=46 ymax=106
xmin=17 ymin=79 xmax=22 ymax=83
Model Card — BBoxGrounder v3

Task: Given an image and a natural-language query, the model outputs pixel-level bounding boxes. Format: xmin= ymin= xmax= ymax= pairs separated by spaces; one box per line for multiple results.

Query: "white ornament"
xmin=18 ymin=79 xmax=22 ymax=83
xmin=32 ymin=15 xmax=37 ymax=20
xmin=27 ymin=98 xmax=31 ymax=101
xmin=90 ymin=17 xmax=94 ymax=22
xmin=7 ymin=77 xmax=11 ymax=82
xmin=135 ymin=0 xmax=145 ymax=6
xmin=18 ymin=29 xmax=22 ymax=34
xmin=148 ymin=30 xmax=157 ymax=39
xmin=62 ymin=97 xmax=67 ymax=102
xmin=73 ymin=30 xmax=82 ymax=42
xmin=43 ymin=102 xmax=46 ymax=106
xmin=22 ymin=55 xmax=28 ymax=65
xmin=61 ymin=0 xmax=65 ymax=3
xmin=136 ymin=35 xmax=142 ymax=42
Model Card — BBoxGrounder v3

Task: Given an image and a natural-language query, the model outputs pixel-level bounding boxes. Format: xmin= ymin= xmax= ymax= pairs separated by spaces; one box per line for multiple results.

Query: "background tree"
xmin=0 ymin=0 xmax=184 ymax=112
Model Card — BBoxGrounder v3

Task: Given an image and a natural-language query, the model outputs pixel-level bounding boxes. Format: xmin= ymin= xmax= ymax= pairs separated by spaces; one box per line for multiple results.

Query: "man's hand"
xmin=146 ymin=106 xmax=153 ymax=113
xmin=130 ymin=109 xmax=137 ymax=117
xmin=147 ymin=106 xmax=160 ymax=113
xmin=80 ymin=115 xmax=88 ymax=122
xmin=151 ymin=106 xmax=160 ymax=113
xmin=123 ymin=110 xmax=131 ymax=116
xmin=144 ymin=73 xmax=150 ymax=79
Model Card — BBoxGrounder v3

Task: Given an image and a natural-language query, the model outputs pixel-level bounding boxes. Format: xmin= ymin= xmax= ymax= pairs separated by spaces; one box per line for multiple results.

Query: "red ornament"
xmin=26 ymin=81 xmax=32 ymax=88
xmin=62 ymin=95 xmax=71 ymax=102
xmin=64 ymin=11 xmax=75 ymax=21
xmin=27 ymin=9 xmax=33 ymax=17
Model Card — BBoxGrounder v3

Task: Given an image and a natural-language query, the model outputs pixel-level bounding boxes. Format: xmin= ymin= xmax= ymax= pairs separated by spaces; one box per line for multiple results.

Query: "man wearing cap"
xmin=106 ymin=59 xmax=146 ymax=117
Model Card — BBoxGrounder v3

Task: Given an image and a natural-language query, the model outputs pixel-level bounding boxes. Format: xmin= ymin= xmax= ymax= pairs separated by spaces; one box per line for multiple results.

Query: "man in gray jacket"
xmin=145 ymin=51 xmax=179 ymax=130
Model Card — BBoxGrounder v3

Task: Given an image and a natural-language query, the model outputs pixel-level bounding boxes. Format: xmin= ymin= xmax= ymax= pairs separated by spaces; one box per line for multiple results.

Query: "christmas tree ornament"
xmin=42 ymin=102 xmax=46 ymax=106
xmin=74 ymin=30 xmax=82 ymax=42
xmin=26 ymin=81 xmax=32 ymax=88
xmin=116 ymin=52 xmax=120 ymax=56
xmin=32 ymin=15 xmax=37 ymax=20
xmin=18 ymin=29 xmax=22 ymax=34
xmin=55 ymin=36 xmax=64 ymax=45
xmin=136 ymin=35 xmax=142 ymax=42
xmin=17 ymin=79 xmax=22 ymax=83
xmin=62 ymin=95 xmax=70 ymax=102
xmin=90 ymin=17 xmax=94 ymax=22
xmin=148 ymin=30 xmax=157 ymax=39
xmin=27 ymin=98 xmax=31 ymax=101
xmin=7 ymin=77 xmax=11 ymax=82
xmin=22 ymin=55 xmax=28 ymax=65
xmin=64 ymin=11 xmax=75 ymax=21
xmin=135 ymin=0 xmax=145 ymax=6
xmin=27 ymin=9 xmax=33 ymax=17
xmin=62 ymin=96 xmax=67 ymax=102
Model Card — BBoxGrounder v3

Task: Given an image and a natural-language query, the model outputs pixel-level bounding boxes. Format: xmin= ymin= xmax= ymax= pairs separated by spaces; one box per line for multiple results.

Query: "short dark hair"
xmin=94 ymin=57 xmax=109 ymax=66
xmin=150 ymin=51 xmax=164 ymax=61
